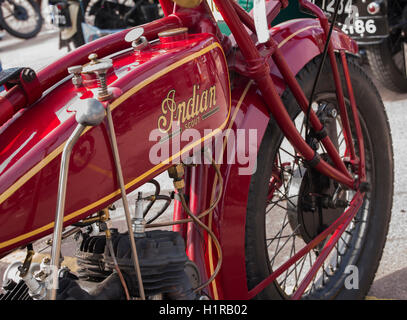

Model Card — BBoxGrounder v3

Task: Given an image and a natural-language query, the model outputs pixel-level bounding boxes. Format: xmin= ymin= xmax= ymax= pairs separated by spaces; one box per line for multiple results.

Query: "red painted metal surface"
xmin=340 ymin=50 xmax=366 ymax=182
xmin=272 ymin=46 xmax=352 ymax=177
xmin=0 ymin=16 xmax=182 ymax=128
xmin=0 ymin=33 xmax=231 ymax=257
xmin=187 ymin=163 xmax=210 ymax=287
xmin=208 ymin=84 xmax=270 ymax=299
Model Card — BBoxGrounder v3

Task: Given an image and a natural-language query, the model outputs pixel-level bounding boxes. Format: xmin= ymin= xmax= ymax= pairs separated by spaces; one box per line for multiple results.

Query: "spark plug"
xmin=132 ymin=192 xmax=146 ymax=237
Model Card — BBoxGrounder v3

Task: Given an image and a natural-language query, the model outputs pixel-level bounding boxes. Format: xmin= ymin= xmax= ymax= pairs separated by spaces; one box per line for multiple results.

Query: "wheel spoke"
xmin=267 ymin=216 xmax=289 ymax=250
xmin=269 ymin=224 xmax=301 ymax=267
xmin=257 ymin=92 xmax=374 ymax=299
xmin=275 ymin=188 xmax=297 ymax=208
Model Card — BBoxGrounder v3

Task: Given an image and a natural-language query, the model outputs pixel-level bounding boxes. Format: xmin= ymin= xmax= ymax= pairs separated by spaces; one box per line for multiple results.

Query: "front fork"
xmin=212 ymin=0 xmax=367 ymax=299
xmin=214 ymin=0 xmax=365 ymax=191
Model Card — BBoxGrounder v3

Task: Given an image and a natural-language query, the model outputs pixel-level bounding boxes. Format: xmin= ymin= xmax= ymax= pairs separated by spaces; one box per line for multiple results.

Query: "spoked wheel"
xmin=245 ymin=55 xmax=393 ymax=299
xmin=0 ymin=0 xmax=42 ymax=39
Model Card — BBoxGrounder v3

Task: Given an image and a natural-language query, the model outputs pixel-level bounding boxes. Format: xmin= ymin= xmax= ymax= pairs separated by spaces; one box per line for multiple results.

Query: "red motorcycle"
xmin=0 ymin=0 xmax=393 ymax=300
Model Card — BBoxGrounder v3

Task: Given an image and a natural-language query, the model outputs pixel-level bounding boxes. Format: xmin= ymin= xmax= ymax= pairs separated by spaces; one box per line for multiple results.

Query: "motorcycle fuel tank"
xmin=0 ymin=31 xmax=230 ymax=256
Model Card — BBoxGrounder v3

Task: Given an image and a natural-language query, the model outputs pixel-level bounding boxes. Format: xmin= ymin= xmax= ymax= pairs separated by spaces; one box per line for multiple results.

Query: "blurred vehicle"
xmin=286 ymin=0 xmax=407 ymax=92
xmin=362 ymin=0 xmax=407 ymax=92
xmin=0 ymin=0 xmax=43 ymax=39
xmin=48 ymin=0 xmax=162 ymax=50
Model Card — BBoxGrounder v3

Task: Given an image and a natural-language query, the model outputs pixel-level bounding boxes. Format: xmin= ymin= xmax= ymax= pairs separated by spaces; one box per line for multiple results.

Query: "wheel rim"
xmin=264 ymin=94 xmax=372 ymax=299
xmin=1 ymin=0 xmax=40 ymax=34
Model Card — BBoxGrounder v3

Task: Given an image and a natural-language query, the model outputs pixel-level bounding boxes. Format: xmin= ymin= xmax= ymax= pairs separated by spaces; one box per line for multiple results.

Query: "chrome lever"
xmin=48 ymin=99 xmax=106 ymax=300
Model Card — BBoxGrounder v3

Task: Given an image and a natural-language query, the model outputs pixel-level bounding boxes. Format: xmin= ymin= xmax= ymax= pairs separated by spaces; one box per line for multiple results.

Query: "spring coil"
xmin=97 ymin=73 xmax=109 ymax=99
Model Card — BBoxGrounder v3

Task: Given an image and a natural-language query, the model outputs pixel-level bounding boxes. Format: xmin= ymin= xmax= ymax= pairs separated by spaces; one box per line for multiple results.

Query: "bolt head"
xmin=88 ymin=53 xmax=99 ymax=64
xmin=22 ymin=68 xmax=36 ymax=82
xmin=132 ymin=36 xmax=148 ymax=51
xmin=330 ymin=108 xmax=338 ymax=118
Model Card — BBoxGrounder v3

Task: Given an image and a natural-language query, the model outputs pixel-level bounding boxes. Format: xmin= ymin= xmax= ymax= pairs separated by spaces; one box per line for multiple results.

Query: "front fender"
xmin=270 ymin=18 xmax=358 ymax=94
xmin=211 ymin=18 xmax=359 ymax=299
xmin=204 ymin=81 xmax=270 ymax=300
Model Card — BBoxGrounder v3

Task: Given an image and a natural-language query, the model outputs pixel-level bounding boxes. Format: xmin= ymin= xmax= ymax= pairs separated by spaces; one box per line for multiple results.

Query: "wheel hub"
xmin=287 ymin=157 xmax=348 ymax=245
xmin=13 ymin=5 xmax=29 ymax=21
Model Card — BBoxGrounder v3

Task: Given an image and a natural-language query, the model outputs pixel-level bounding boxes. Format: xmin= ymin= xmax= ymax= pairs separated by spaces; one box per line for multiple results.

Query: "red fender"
xmin=208 ymin=19 xmax=358 ymax=299
xmin=270 ymin=18 xmax=358 ymax=94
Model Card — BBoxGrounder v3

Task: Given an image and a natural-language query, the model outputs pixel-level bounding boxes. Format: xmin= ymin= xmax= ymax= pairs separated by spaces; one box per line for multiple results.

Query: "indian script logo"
xmin=158 ymin=84 xmax=218 ymax=133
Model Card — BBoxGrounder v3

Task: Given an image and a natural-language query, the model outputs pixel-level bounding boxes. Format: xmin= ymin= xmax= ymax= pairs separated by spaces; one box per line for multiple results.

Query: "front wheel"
xmin=245 ymin=55 xmax=394 ymax=299
xmin=0 ymin=0 xmax=43 ymax=39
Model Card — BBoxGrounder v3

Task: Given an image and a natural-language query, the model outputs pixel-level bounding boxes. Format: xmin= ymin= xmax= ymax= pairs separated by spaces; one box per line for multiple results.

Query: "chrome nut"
xmin=132 ymin=36 xmax=148 ymax=52
xmin=74 ymin=98 xmax=106 ymax=126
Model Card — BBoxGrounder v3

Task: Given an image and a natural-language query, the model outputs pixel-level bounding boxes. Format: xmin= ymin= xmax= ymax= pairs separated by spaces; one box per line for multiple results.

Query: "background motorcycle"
xmin=0 ymin=0 xmax=43 ymax=39
xmin=364 ymin=0 xmax=407 ymax=92
xmin=303 ymin=0 xmax=407 ymax=92
xmin=49 ymin=0 xmax=162 ymax=50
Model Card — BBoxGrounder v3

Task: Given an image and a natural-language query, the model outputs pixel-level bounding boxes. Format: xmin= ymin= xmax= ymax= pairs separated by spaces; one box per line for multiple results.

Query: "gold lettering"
xmin=209 ymin=86 xmax=216 ymax=108
xmin=186 ymin=85 xmax=196 ymax=121
xmin=177 ymin=102 xmax=187 ymax=123
xmin=194 ymin=85 xmax=201 ymax=119
xmin=157 ymin=84 xmax=218 ymax=132
xmin=200 ymin=90 xmax=208 ymax=112
xmin=158 ymin=90 xmax=177 ymax=133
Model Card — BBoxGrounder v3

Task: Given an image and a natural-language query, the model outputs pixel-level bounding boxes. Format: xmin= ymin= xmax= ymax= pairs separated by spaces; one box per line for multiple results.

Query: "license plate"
xmin=309 ymin=0 xmax=354 ymax=24
xmin=339 ymin=17 xmax=388 ymax=39
xmin=308 ymin=0 xmax=388 ymax=40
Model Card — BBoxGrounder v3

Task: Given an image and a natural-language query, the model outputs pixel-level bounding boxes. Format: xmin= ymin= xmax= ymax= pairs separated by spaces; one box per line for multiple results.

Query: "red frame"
xmin=213 ymin=0 xmax=361 ymax=190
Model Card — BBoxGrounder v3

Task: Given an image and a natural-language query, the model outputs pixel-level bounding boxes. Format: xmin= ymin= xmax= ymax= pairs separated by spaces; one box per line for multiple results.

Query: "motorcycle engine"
xmin=0 ymin=229 xmax=200 ymax=300
xmin=72 ymin=229 xmax=199 ymax=300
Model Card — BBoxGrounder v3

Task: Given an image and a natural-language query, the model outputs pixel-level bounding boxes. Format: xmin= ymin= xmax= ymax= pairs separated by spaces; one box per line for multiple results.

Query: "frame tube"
xmin=212 ymin=0 xmax=355 ymax=189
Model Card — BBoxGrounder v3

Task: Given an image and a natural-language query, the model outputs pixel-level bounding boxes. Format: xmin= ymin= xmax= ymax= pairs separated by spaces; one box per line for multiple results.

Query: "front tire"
xmin=245 ymin=54 xmax=393 ymax=299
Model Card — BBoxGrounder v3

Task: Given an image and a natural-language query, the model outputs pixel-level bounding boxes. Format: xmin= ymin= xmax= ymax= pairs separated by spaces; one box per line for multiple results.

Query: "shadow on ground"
xmin=369 ymin=267 xmax=407 ymax=299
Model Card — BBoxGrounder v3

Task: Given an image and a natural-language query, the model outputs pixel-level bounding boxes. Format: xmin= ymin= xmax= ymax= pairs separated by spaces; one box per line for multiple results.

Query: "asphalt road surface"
xmin=0 ymin=28 xmax=406 ymax=299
